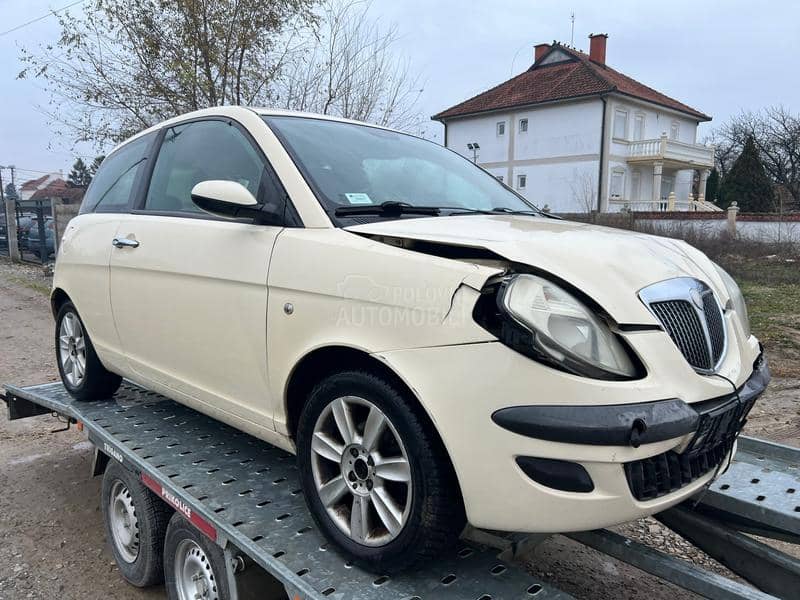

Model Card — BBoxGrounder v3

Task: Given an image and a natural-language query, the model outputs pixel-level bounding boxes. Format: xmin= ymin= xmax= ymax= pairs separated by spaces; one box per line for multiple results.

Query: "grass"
xmin=8 ymin=275 xmax=51 ymax=297
xmin=697 ymin=257 xmax=800 ymax=377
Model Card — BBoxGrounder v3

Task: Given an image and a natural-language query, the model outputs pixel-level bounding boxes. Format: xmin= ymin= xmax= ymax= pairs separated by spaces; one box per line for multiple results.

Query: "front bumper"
xmin=376 ymin=337 xmax=767 ymax=533
xmin=493 ymin=353 xmax=770 ymax=500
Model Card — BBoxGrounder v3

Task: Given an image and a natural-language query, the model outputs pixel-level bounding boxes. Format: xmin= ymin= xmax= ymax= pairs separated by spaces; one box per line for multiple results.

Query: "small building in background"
xmin=18 ymin=172 xmax=63 ymax=201
xmin=433 ymin=34 xmax=716 ymax=213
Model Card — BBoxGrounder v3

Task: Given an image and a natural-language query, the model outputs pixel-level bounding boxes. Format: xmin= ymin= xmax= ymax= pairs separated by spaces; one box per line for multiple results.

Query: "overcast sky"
xmin=1 ymin=0 xmax=799 ymax=184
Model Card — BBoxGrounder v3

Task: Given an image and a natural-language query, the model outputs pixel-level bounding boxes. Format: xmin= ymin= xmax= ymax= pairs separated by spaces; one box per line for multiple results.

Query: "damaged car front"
xmin=263 ymin=111 xmax=769 ymax=550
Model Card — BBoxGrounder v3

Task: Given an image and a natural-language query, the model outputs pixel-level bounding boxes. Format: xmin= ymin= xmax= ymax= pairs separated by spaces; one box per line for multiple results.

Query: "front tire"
xmin=55 ymin=301 xmax=121 ymax=401
xmin=296 ymin=370 xmax=464 ymax=573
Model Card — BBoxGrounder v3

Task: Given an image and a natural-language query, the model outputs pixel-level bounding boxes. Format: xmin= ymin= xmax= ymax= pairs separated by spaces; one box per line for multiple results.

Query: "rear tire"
xmin=296 ymin=370 xmax=465 ymax=573
xmin=55 ymin=300 xmax=121 ymax=401
xmin=101 ymin=461 xmax=172 ymax=587
xmin=164 ymin=514 xmax=230 ymax=600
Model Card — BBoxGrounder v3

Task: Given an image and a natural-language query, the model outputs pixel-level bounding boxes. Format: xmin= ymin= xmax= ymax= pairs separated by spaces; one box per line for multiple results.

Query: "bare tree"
xmin=274 ymin=0 xmax=424 ymax=130
xmin=569 ymin=168 xmax=597 ymax=213
xmin=19 ymin=0 xmax=316 ymax=147
xmin=20 ymin=0 xmax=423 ymax=149
xmin=712 ymin=106 xmax=800 ymax=209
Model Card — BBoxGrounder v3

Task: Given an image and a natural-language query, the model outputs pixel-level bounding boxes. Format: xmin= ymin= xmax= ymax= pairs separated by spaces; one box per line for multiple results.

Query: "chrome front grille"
xmin=639 ymin=278 xmax=727 ymax=373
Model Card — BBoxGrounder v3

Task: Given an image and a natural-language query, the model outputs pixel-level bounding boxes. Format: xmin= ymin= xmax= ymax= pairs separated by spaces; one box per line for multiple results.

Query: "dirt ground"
xmin=0 ymin=257 xmax=797 ymax=600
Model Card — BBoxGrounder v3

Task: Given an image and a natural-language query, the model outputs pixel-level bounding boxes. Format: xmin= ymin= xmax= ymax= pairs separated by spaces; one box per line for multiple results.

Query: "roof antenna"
xmin=570 ymin=12 xmax=575 ymax=47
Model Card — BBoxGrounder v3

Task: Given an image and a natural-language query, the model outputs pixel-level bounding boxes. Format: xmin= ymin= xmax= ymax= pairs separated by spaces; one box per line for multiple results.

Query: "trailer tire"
xmin=101 ymin=461 xmax=171 ymax=587
xmin=164 ymin=514 xmax=230 ymax=600
xmin=55 ymin=301 xmax=121 ymax=401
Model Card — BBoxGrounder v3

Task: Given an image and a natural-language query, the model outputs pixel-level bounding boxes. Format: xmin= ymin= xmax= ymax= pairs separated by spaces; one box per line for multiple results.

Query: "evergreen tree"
xmin=4 ymin=182 xmax=19 ymax=201
xmin=718 ymin=137 xmax=775 ymax=212
xmin=89 ymin=155 xmax=105 ymax=177
xmin=68 ymin=158 xmax=92 ymax=187
xmin=705 ymin=168 xmax=720 ymax=202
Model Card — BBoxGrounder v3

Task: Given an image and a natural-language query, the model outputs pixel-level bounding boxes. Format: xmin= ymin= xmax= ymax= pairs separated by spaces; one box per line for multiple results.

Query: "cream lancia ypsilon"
xmin=52 ymin=107 xmax=769 ymax=572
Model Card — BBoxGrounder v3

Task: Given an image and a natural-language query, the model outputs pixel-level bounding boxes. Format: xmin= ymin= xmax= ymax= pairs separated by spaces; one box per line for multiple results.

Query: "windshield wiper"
xmin=334 ymin=201 xmax=440 ymax=217
xmin=432 ymin=206 xmax=541 ymax=216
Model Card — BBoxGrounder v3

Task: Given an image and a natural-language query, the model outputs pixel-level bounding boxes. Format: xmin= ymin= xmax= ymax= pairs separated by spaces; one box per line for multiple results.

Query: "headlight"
xmin=498 ymin=274 xmax=638 ymax=379
xmin=713 ymin=263 xmax=751 ymax=338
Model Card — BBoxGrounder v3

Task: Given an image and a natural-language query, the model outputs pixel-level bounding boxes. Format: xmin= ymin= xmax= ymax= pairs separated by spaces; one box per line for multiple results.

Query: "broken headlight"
xmin=713 ymin=263 xmax=751 ymax=339
xmin=495 ymin=274 xmax=639 ymax=380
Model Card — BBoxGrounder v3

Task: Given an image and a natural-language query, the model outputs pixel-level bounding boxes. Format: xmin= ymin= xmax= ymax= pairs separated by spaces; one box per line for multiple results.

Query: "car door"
xmin=109 ymin=118 xmax=284 ymax=431
xmin=55 ymin=132 xmax=157 ymax=374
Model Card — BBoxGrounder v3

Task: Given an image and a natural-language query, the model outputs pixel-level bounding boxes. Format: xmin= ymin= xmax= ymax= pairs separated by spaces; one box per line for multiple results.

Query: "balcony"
xmin=627 ymin=135 xmax=714 ymax=169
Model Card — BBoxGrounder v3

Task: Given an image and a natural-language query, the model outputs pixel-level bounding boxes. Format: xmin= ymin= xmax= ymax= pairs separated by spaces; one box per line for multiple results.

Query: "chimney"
xmin=534 ymin=43 xmax=551 ymax=63
xmin=588 ymin=33 xmax=608 ymax=64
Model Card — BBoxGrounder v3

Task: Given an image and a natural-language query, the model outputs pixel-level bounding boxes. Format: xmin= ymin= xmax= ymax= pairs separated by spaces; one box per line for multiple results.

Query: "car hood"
xmin=345 ymin=214 xmax=727 ymax=325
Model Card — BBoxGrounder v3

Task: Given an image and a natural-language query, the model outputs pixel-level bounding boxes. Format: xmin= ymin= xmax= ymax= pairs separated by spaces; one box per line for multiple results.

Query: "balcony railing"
xmin=609 ymin=194 xmax=722 ymax=213
xmin=627 ymin=135 xmax=714 ymax=168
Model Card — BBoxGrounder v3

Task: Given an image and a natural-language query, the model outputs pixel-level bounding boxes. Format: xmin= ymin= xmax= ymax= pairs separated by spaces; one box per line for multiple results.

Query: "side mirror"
xmin=190 ymin=180 xmax=261 ymax=220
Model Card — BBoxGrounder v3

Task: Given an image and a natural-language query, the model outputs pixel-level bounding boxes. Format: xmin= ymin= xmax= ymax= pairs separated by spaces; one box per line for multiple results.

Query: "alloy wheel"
xmin=310 ymin=396 xmax=413 ymax=547
xmin=59 ymin=311 xmax=86 ymax=387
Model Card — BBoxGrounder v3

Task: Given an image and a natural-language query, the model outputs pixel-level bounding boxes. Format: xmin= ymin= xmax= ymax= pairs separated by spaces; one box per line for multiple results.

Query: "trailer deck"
xmin=4 ymin=380 xmax=799 ymax=600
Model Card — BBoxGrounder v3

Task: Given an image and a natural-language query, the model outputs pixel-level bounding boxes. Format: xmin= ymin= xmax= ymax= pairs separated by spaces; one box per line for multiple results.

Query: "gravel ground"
xmin=0 ymin=256 xmax=797 ymax=600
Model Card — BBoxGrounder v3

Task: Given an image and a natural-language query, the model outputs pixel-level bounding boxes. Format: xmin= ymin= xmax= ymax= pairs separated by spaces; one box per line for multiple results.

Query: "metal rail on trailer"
xmin=4 ymin=380 xmax=800 ymax=599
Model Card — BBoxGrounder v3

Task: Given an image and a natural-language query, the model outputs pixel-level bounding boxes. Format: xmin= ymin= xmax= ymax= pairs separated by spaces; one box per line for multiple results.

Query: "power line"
xmin=0 ymin=0 xmax=86 ymax=38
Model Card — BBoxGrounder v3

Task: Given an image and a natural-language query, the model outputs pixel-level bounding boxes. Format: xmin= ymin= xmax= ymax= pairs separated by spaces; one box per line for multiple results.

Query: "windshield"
xmin=264 ymin=116 xmax=538 ymax=221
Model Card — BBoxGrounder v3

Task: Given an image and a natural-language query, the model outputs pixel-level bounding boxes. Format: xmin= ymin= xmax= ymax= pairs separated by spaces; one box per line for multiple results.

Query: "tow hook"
xmin=629 ymin=418 xmax=648 ymax=448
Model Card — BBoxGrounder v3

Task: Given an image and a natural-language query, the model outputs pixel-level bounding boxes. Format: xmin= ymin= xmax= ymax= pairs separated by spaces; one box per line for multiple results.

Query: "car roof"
xmin=108 ymin=107 xmax=401 ymax=158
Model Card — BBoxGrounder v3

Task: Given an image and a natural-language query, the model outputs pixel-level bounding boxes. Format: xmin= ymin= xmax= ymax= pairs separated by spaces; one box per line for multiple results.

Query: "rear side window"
xmin=80 ymin=132 xmax=155 ymax=214
xmin=144 ymin=120 xmax=265 ymax=214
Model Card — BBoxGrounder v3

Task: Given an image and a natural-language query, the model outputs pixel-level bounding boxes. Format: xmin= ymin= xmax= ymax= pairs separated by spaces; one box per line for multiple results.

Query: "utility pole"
xmin=1 ymin=165 xmax=21 ymax=261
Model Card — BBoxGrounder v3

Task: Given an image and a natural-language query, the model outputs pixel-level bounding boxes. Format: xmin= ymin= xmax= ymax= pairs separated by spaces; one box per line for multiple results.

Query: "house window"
xmin=519 ymin=118 xmax=528 ymax=133
xmin=633 ymin=114 xmax=645 ymax=141
xmin=496 ymin=121 xmax=506 ymax=136
xmin=670 ymin=121 xmax=679 ymax=140
xmin=613 ymin=109 xmax=628 ymax=140
xmin=631 ymin=170 xmax=641 ymax=201
xmin=610 ymin=170 xmax=625 ymax=200
xmin=517 ymin=174 xmax=527 ymax=189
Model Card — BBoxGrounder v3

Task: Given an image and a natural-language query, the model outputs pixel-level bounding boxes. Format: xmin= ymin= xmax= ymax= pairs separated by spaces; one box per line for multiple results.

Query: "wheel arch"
xmin=50 ymin=287 xmax=71 ymax=318
xmin=284 ymin=344 xmax=466 ymax=505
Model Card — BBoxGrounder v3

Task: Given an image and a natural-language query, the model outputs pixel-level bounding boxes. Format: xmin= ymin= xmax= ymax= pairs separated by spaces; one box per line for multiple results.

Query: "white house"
xmin=433 ymin=34 xmax=717 ymax=213
xmin=18 ymin=172 xmax=64 ymax=201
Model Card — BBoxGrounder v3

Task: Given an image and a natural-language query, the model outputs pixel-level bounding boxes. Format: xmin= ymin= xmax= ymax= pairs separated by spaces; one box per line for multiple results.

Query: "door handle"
xmin=112 ymin=237 xmax=139 ymax=249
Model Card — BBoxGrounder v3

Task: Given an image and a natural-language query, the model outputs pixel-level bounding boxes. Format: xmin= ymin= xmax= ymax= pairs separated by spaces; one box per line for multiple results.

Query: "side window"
xmin=80 ymin=132 xmax=155 ymax=214
xmin=145 ymin=120 xmax=265 ymax=214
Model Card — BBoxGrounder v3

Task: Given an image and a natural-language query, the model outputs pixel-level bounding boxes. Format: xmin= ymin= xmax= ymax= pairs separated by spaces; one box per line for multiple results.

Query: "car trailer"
xmin=3 ymin=381 xmax=799 ymax=600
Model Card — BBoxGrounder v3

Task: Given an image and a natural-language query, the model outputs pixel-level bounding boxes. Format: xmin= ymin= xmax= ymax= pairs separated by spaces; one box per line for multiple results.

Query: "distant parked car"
xmin=0 ymin=215 xmax=7 ymax=250
xmin=26 ymin=217 xmax=56 ymax=259
xmin=16 ymin=213 xmax=37 ymax=249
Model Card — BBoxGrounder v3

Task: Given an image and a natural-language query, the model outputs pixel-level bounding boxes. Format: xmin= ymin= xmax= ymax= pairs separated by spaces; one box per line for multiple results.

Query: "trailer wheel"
xmin=101 ymin=461 xmax=171 ymax=587
xmin=55 ymin=301 xmax=122 ymax=401
xmin=164 ymin=514 xmax=230 ymax=600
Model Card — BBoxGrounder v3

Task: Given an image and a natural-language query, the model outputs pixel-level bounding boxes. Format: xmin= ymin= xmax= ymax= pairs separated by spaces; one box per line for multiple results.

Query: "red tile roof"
xmin=432 ymin=44 xmax=711 ymax=122
xmin=30 ymin=179 xmax=86 ymax=203
xmin=20 ymin=174 xmax=51 ymax=191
